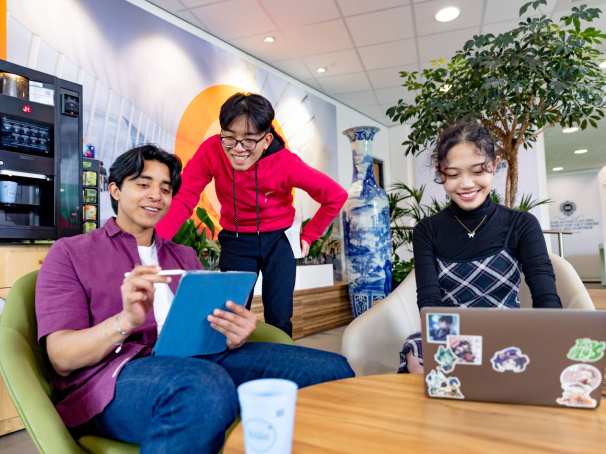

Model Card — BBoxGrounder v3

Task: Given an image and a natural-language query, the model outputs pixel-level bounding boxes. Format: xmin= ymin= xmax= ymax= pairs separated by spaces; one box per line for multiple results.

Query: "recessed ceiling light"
xmin=600 ymin=60 xmax=606 ymax=69
xmin=562 ymin=126 xmax=579 ymax=134
xmin=574 ymin=148 xmax=588 ymax=154
xmin=552 ymin=166 xmax=564 ymax=172
xmin=435 ymin=6 xmax=460 ymax=22
xmin=263 ymin=36 xmax=275 ymax=44
xmin=316 ymin=67 xmax=327 ymax=74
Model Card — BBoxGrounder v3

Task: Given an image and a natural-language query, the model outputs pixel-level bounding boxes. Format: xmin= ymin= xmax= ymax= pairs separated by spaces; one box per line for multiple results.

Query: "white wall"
xmin=597 ymin=166 xmax=606 ymax=283
xmin=548 ymin=169 xmax=603 ymax=280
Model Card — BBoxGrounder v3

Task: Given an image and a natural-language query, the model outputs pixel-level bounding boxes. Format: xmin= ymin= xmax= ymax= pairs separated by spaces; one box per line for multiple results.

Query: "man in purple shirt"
xmin=36 ymin=145 xmax=354 ymax=453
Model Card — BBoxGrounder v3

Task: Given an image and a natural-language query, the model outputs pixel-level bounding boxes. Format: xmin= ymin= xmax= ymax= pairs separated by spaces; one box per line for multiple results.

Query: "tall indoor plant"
xmin=387 ymin=1 xmax=606 ymax=207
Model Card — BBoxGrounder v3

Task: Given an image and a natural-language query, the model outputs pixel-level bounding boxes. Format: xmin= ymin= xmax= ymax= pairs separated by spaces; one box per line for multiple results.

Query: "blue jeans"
xmin=92 ymin=342 xmax=354 ymax=453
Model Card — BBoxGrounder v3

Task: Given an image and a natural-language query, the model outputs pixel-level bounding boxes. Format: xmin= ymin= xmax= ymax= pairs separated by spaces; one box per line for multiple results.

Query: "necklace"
xmin=454 ymin=215 xmax=487 ymax=239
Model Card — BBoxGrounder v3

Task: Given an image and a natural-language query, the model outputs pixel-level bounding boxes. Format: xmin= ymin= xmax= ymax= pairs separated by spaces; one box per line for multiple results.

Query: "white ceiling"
xmin=544 ymin=118 xmax=606 ymax=175
xmin=147 ymin=0 xmax=606 ymax=128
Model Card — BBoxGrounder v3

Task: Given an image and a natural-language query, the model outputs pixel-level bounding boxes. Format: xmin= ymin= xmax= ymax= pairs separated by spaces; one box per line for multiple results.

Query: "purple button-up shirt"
xmin=35 ymin=218 xmax=202 ymax=427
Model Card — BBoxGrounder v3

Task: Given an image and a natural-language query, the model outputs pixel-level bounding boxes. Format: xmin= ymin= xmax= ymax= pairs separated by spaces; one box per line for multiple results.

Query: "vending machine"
xmin=0 ymin=59 xmax=83 ymax=240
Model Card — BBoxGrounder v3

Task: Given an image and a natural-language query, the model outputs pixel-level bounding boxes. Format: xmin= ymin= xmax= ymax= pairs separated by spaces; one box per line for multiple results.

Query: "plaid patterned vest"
xmin=436 ymin=223 xmax=521 ymax=308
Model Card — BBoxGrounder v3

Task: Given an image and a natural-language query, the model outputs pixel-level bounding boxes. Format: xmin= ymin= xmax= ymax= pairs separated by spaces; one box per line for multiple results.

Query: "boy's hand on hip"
xmin=208 ymin=301 xmax=257 ymax=349
xmin=301 ymin=238 xmax=310 ymax=257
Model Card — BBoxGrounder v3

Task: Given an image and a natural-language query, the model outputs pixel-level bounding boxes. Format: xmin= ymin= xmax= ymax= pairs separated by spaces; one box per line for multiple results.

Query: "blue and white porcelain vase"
xmin=342 ymin=126 xmax=392 ymax=318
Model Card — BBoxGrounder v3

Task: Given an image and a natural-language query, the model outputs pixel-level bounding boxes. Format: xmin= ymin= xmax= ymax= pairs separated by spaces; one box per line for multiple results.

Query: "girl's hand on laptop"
xmin=406 ymin=353 xmax=425 ymax=375
xmin=208 ymin=301 xmax=257 ymax=349
xmin=120 ymin=265 xmax=171 ymax=330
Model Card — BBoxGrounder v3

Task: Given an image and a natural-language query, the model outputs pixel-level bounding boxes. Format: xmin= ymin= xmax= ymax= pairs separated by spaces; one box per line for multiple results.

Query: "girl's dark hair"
xmin=432 ymin=120 xmax=497 ymax=184
xmin=219 ymin=92 xmax=275 ymax=134
xmin=108 ymin=144 xmax=182 ymax=214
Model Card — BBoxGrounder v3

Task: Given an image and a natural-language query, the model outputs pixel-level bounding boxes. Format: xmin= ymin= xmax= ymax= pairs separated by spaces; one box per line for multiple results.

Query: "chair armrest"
xmin=247 ymin=321 xmax=294 ymax=345
xmin=0 ymin=329 xmax=85 ymax=454
xmin=342 ymin=272 xmax=421 ymax=376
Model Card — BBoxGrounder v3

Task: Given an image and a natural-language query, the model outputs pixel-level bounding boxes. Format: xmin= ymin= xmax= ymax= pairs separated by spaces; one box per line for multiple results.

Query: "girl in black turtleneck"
xmin=399 ymin=120 xmax=561 ymax=374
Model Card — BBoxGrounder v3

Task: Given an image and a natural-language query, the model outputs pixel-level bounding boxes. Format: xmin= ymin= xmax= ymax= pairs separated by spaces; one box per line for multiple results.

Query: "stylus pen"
xmin=123 ymin=269 xmax=186 ymax=277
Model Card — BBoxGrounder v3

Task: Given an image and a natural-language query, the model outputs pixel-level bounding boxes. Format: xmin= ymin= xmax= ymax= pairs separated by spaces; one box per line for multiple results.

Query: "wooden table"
xmin=224 ymin=374 xmax=606 ymax=453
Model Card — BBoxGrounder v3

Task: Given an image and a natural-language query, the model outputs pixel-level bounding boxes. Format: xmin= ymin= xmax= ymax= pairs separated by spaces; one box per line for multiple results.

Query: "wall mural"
xmin=6 ymin=0 xmax=338 ymax=236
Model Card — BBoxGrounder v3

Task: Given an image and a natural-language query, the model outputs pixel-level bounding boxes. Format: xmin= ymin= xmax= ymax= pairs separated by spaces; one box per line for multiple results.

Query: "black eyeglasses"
xmin=220 ymin=132 xmax=268 ymax=151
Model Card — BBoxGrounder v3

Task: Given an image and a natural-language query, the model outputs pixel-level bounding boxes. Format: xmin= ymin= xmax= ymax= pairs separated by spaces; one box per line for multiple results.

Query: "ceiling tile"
xmin=367 ymin=64 xmax=417 ymax=88
xmin=413 ymin=0 xmax=483 ymax=36
xmin=148 ymin=0 xmax=187 ymax=11
xmin=375 ymin=86 xmax=408 ymax=104
xmin=285 ymin=20 xmax=354 ymax=56
xmin=260 ymin=0 xmax=340 ymax=27
xmin=273 ymin=59 xmax=314 ymax=80
xmin=480 ymin=20 xmax=519 ymax=35
xmin=233 ymin=21 xmax=355 ymax=61
xmin=337 ymin=0 xmax=410 ymax=17
xmin=418 ymin=27 xmax=478 ymax=63
xmin=180 ymin=0 xmax=223 ymax=7
xmin=359 ymin=104 xmax=391 ymax=123
xmin=191 ymin=0 xmax=275 ymax=40
xmin=233 ymin=31 xmax=294 ymax=61
xmin=484 ymin=0 xmax=557 ymax=24
xmin=346 ymin=6 xmax=414 ymax=46
xmin=318 ymin=72 xmax=372 ymax=94
xmin=303 ymin=49 xmax=363 ymax=77
xmin=301 ymin=77 xmax=323 ymax=89
xmin=335 ymin=90 xmax=379 ymax=105
xmin=358 ymin=39 xmax=417 ymax=70
xmin=174 ymin=9 xmax=207 ymax=29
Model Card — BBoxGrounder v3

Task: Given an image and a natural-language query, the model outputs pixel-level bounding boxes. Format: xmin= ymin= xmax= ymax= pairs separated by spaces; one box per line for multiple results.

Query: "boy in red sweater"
xmin=157 ymin=93 xmax=347 ymax=335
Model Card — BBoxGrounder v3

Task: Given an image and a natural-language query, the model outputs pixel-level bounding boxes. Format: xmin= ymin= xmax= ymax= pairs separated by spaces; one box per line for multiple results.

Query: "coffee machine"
xmin=0 ymin=59 xmax=82 ymax=240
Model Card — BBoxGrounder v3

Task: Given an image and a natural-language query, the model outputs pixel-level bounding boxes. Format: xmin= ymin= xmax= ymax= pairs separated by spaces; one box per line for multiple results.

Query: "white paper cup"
xmin=237 ymin=378 xmax=298 ymax=454
xmin=0 ymin=181 xmax=18 ymax=204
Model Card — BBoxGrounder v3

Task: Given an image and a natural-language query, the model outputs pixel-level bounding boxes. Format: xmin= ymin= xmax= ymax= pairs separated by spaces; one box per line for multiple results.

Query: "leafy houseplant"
xmin=389 ymin=183 xmax=550 ymax=287
xmin=296 ymin=220 xmax=341 ymax=266
xmin=172 ymin=207 xmax=221 ymax=269
xmin=172 ymin=211 xmax=341 ymax=270
xmin=387 ymin=1 xmax=606 ymax=207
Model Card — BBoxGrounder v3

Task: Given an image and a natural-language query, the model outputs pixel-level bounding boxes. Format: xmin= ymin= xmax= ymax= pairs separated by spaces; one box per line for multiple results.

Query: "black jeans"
xmin=218 ymin=229 xmax=296 ymax=336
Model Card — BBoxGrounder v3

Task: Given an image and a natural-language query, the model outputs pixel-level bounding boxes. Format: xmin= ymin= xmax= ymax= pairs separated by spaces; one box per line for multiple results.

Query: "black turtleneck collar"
xmin=448 ymin=195 xmax=496 ymax=219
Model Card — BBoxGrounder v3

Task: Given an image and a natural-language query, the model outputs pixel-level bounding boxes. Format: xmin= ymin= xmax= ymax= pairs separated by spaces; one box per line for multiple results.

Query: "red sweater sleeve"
xmin=288 ymin=154 xmax=348 ymax=244
xmin=156 ymin=140 xmax=214 ymax=239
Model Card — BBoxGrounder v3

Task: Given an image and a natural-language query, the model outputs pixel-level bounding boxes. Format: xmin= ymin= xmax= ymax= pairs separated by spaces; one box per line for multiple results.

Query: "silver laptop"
xmin=421 ymin=307 xmax=606 ymax=408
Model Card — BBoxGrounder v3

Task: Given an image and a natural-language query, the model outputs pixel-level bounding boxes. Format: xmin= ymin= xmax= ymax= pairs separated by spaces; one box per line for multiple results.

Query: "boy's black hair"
xmin=438 ymin=315 xmax=453 ymax=325
xmin=108 ymin=144 xmax=182 ymax=214
xmin=433 ymin=120 xmax=496 ymax=184
xmin=219 ymin=92 xmax=275 ymax=134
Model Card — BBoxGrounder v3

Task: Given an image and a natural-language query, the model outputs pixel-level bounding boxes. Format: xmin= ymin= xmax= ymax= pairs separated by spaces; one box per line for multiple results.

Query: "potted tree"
xmin=387 ymin=1 xmax=606 ymax=207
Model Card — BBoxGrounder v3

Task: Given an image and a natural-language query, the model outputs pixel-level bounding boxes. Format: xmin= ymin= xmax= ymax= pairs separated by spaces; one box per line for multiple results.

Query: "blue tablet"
xmin=153 ymin=271 xmax=257 ymax=357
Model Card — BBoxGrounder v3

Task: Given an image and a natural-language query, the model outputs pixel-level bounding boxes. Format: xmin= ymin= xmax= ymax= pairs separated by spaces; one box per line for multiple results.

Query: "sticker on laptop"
xmin=434 ymin=345 xmax=458 ymax=374
xmin=556 ymin=364 xmax=602 ymax=409
xmin=426 ymin=368 xmax=464 ymax=399
xmin=490 ymin=347 xmax=530 ymax=373
xmin=426 ymin=313 xmax=460 ymax=343
xmin=566 ymin=338 xmax=606 ymax=363
xmin=446 ymin=335 xmax=482 ymax=366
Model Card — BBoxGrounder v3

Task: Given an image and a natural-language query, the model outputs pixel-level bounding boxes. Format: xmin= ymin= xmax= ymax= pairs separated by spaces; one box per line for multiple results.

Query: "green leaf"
xmin=196 ymin=207 xmax=215 ymax=238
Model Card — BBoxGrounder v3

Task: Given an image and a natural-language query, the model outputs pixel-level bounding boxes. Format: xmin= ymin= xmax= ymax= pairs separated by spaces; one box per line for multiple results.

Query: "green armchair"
xmin=0 ymin=271 xmax=293 ymax=453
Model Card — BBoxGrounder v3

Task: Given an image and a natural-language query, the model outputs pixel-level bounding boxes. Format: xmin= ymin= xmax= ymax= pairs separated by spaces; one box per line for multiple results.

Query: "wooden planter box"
xmin=251 ymin=281 xmax=352 ymax=340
